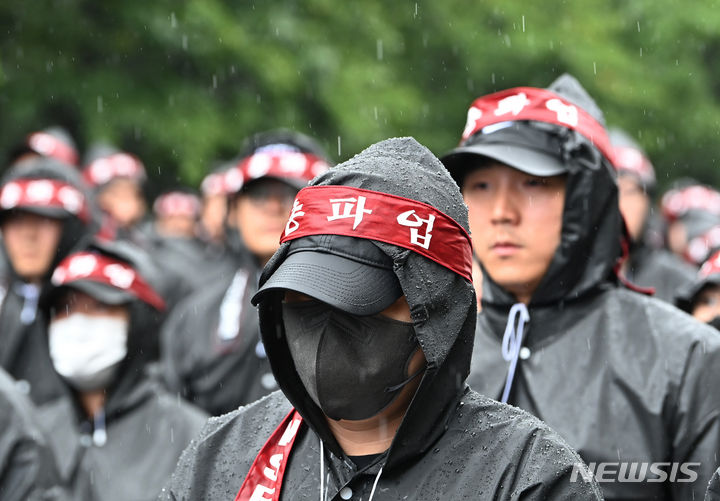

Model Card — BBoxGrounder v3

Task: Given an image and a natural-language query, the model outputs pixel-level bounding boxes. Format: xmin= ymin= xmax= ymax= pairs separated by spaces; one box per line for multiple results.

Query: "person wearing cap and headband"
xmin=159 ymin=130 xmax=332 ymax=416
xmin=82 ymin=143 xmax=148 ymax=233
xmin=8 ymin=125 xmax=80 ymax=168
xmin=0 ymin=156 xmax=99 ymax=406
xmin=198 ymin=160 xmax=236 ymax=245
xmin=609 ymin=128 xmax=695 ymax=302
xmin=37 ymin=240 xmax=207 ymax=501
xmin=440 ymin=74 xmax=720 ymax=500
xmin=161 ymin=137 xmax=601 ymax=501
xmin=142 ymin=187 xmax=228 ymax=314
xmin=675 ymin=249 xmax=720 ymax=330
xmin=661 ymin=180 xmax=720 ymax=264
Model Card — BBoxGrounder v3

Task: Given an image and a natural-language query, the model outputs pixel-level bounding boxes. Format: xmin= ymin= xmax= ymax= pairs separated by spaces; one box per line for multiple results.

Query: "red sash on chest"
xmin=234 ymin=409 xmax=303 ymax=501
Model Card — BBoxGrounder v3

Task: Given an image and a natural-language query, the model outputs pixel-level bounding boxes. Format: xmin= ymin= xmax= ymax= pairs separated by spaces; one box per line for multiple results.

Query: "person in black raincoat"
xmin=0 ymin=156 xmax=98 ymax=405
xmin=144 ymin=187 xmax=226 ymax=310
xmin=675 ymin=249 xmax=720 ymax=330
xmin=610 ymin=127 xmax=695 ymax=302
xmin=8 ymin=125 xmax=80 ymax=168
xmin=0 ymin=366 xmax=67 ymax=501
xmin=37 ymin=240 xmax=207 ymax=501
xmin=661 ymin=180 xmax=720 ymax=264
xmin=159 ymin=130 xmax=332 ymax=416
xmin=160 ymin=137 xmax=602 ymax=500
xmin=440 ymin=74 xmax=720 ymax=500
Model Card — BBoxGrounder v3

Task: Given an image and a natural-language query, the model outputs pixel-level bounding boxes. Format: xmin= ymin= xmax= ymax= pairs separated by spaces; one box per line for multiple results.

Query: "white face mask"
xmin=49 ymin=314 xmax=129 ymax=392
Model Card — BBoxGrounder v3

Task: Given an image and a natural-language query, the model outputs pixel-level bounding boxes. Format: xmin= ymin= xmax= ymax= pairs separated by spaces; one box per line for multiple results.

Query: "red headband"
xmin=661 ymin=185 xmax=720 ymax=221
xmin=153 ymin=192 xmax=201 ymax=218
xmin=235 ymin=152 xmax=329 ymax=190
xmin=279 ymin=186 xmax=473 ymax=281
xmin=699 ymin=250 xmax=720 ymax=279
xmin=613 ymin=146 xmax=655 ymax=184
xmin=0 ymin=178 xmax=90 ymax=222
xmin=201 ymin=171 xmax=228 ymax=196
xmin=83 ymin=153 xmax=146 ymax=187
xmin=27 ymin=132 xmax=78 ymax=166
xmin=52 ymin=252 xmax=166 ymax=311
xmin=461 ymin=86 xmax=615 ymax=164
xmin=685 ymin=225 xmax=720 ymax=265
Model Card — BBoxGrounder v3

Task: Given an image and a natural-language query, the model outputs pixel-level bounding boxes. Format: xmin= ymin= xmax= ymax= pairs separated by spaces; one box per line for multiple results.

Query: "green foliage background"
xmin=1 ymin=1 xmax=720 ymax=196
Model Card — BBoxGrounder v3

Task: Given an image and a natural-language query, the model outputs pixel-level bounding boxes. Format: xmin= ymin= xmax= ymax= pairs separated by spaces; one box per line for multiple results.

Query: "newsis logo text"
xmin=570 ymin=462 xmax=700 ymax=483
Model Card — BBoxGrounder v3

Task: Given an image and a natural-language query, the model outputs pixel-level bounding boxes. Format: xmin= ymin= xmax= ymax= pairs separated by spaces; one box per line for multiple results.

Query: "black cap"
xmin=441 ymin=121 xmax=568 ymax=187
xmin=252 ymin=235 xmax=403 ymax=315
xmin=441 ymin=73 xmax=605 ymax=187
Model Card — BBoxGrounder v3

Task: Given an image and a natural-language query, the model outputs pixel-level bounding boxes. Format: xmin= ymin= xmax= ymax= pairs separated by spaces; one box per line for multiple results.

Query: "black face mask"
xmin=282 ymin=299 xmax=422 ymax=421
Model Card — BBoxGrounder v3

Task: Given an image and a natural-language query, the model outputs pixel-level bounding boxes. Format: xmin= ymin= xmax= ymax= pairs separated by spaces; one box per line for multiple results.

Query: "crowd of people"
xmin=1 ymin=73 xmax=720 ymax=500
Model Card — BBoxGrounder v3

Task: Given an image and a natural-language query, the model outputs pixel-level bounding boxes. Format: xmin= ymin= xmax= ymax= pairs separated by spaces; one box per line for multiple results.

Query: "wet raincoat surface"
xmin=707 ymin=468 xmax=720 ymax=500
xmin=161 ymin=138 xmax=602 ymax=500
xmin=462 ymin=80 xmax=720 ymax=500
xmin=37 ymin=245 xmax=207 ymax=501
xmin=0 ymin=158 xmax=98 ymax=405
xmin=624 ymin=243 xmax=696 ymax=303
xmin=0 ymin=367 xmax=66 ymax=501
xmin=159 ymin=256 xmax=278 ymax=416
xmin=38 ymin=378 xmax=206 ymax=501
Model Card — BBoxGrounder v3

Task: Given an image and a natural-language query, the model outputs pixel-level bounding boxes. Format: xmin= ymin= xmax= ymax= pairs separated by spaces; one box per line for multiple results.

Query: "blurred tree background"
xmin=1 ymin=0 xmax=720 ymax=197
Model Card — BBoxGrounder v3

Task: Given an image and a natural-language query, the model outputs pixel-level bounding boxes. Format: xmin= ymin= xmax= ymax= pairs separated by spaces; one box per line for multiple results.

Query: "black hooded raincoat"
xmin=160 ymin=138 xmax=602 ymax=500
xmin=0 ymin=367 xmax=66 ymax=500
xmin=36 ymin=243 xmax=208 ymax=501
xmin=463 ymin=77 xmax=720 ymax=500
xmin=0 ymin=158 xmax=98 ymax=405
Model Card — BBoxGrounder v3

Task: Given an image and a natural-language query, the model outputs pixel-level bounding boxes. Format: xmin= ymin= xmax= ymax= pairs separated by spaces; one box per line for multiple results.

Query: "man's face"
xmin=201 ymin=194 xmax=228 ymax=242
xmin=618 ymin=174 xmax=650 ymax=242
xmin=462 ymin=162 xmax=566 ymax=303
xmin=1 ymin=211 xmax=63 ymax=282
xmin=230 ymin=179 xmax=297 ymax=263
xmin=97 ymin=178 xmax=146 ymax=229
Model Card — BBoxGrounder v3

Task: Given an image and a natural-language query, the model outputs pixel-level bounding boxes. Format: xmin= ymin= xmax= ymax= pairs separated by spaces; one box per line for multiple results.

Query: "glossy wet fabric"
xmin=161 ymin=137 xmax=602 ymax=500
xmin=466 ymin=75 xmax=720 ymax=500
xmin=160 ymin=262 xmax=278 ymax=416
xmin=38 ymin=378 xmax=206 ymax=501
xmin=0 ymin=368 xmax=67 ymax=501
xmin=0 ymin=158 xmax=98 ymax=405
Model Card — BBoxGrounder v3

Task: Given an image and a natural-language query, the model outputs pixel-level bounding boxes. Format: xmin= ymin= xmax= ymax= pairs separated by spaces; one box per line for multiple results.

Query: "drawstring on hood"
xmin=93 ymin=408 xmax=108 ymax=447
xmin=500 ymin=303 xmax=529 ymax=403
xmin=15 ymin=282 xmax=40 ymax=325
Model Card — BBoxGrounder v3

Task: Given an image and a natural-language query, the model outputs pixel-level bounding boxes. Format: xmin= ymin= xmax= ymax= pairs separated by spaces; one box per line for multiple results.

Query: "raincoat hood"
xmin=445 ymin=74 xmax=623 ymax=306
xmin=255 ymin=137 xmax=476 ymax=469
